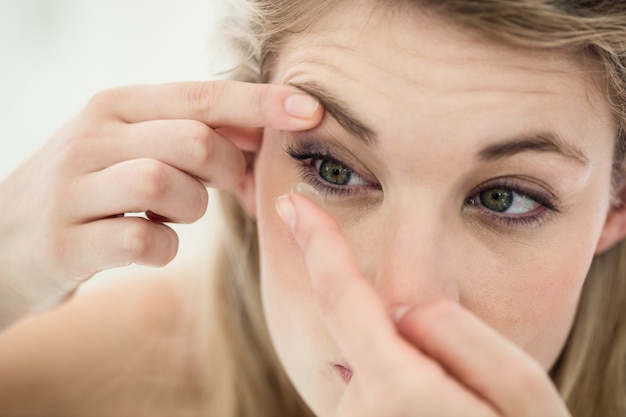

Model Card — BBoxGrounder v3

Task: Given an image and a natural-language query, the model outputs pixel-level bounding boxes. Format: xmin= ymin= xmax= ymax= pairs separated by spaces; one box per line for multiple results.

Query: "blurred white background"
xmin=0 ymin=0 xmax=230 ymax=289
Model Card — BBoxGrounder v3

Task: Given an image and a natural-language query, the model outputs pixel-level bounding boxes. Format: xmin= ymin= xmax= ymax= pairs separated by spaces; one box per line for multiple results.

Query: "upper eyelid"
xmin=294 ymin=152 xmax=373 ymax=185
xmin=470 ymin=179 xmax=561 ymax=213
xmin=284 ymin=138 xmax=379 ymax=184
xmin=285 ymin=138 xmax=563 ymax=213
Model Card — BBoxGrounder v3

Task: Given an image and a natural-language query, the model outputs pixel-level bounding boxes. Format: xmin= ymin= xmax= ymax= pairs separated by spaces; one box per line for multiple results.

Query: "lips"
xmin=334 ymin=364 xmax=353 ymax=384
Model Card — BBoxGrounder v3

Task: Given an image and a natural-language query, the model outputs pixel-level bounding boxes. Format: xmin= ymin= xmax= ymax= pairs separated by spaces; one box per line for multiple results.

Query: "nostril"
xmin=333 ymin=363 xmax=353 ymax=384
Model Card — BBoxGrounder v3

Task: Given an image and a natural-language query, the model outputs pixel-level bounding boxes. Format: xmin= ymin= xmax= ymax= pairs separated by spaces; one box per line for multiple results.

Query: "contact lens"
xmin=290 ymin=182 xmax=380 ymax=227
xmin=291 ymin=182 xmax=325 ymax=206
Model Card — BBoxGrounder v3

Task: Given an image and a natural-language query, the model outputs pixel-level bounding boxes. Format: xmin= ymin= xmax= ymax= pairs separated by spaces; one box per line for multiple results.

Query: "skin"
xmin=247 ymin=5 xmax=624 ymax=417
xmin=1 ymin=3 xmax=626 ymax=416
xmin=0 ymin=80 xmax=322 ymax=412
xmin=0 ymin=80 xmax=322 ymax=328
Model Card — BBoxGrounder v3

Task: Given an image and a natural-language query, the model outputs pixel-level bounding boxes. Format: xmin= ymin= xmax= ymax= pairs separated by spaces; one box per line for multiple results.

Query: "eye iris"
xmin=320 ymin=160 xmax=351 ymax=185
xmin=479 ymin=188 xmax=513 ymax=212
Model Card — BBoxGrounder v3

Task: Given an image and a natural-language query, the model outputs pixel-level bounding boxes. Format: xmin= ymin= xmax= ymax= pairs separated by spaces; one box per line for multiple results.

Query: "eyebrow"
xmin=288 ymin=80 xmax=378 ymax=146
xmin=288 ymin=81 xmax=588 ymax=166
xmin=477 ymin=132 xmax=589 ymax=166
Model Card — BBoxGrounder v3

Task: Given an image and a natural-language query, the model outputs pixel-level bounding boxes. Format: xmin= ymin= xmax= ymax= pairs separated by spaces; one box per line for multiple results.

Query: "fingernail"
xmin=392 ymin=305 xmax=411 ymax=323
xmin=275 ymin=195 xmax=297 ymax=231
xmin=285 ymin=94 xmax=319 ymax=119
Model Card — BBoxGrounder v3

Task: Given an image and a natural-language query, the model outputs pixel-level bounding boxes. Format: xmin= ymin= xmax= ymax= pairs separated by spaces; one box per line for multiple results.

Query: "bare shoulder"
xmin=0 ymin=272 xmax=213 ymax=417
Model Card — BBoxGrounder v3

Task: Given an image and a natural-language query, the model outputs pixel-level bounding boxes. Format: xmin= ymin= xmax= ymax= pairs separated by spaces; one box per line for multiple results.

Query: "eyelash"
xmin=466 ymin=179 xmax=561 ymax=229
xmin=284 ymin=142 xmax=560 ymax=229
xmin=284 ymin=143 xmax=381 ymax=198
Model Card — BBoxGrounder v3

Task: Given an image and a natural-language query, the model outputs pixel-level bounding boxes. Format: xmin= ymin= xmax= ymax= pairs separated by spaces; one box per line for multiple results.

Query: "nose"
xmin=359 ymin=205 xmax=459 ymax=308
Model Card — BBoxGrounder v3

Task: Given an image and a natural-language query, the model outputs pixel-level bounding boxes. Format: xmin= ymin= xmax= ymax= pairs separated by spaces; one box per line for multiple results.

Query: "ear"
xmin=235 ymin=150 xmax=257 ymax=219
xmin=596 ymin=185 xmax=626 ymax=254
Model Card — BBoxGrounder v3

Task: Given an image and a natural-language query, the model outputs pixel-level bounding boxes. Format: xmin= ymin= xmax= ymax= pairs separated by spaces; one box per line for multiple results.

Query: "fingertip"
xmin=275 ymin=189 xmax=326 ymax=234
xmin=274 ymin=84 xmax=324 ymax=130
xmin=275 ymin=194 xmax=297 ymax=231
xmin=275 ymin=191 xmax=338 ymax=253
xmin=127 ymin=219 xmax=179 ymax=268
xmin=284 ymin=93 xmax=321 ymax=119
xmin=150 ymin=221 xmax=180 ymax=267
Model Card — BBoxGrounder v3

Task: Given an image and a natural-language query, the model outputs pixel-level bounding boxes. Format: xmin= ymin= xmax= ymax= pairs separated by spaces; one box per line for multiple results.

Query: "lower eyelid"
xmin=464 ymin=197 xmax=551 ymax=230
xmin=490 ymin=210 xmax=549 ymax=228
xmin=287 ymin=143 xmax=556 ymax=228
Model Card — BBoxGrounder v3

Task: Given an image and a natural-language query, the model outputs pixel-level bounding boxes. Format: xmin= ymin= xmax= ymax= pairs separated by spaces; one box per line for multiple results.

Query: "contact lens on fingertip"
xmin=291 ymin=182 xmax=325 ymax=206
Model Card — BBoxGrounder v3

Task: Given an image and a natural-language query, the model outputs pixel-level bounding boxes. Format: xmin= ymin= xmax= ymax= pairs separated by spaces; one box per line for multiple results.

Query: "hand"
xmin=0 ymin=81 xmax=322 ymax=327
xmin=275 ymin=193 xmax=570 ymax=417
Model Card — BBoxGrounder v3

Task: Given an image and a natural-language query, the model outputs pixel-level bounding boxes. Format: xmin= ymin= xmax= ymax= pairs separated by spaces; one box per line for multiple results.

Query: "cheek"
xmin=254 ymin=136 xmax=332 ymax=391
xmin=251 ymin=130 xmax=608 ymax=378
xmin=464 ymin=183 xmax=611 ymax=368
xmin=254 ymin=132 xmax=312 ymax=306
xmin=461 ymin=229 xmax=597 ymax=369
xmin=258 ymin=204 xmax=311 ymax=326
xmin=254 ymin=136 xmax=308 ymax=325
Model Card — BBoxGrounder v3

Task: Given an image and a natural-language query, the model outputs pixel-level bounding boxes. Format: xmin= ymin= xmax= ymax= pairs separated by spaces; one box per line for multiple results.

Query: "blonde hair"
xmin=207 ymin=1 xmax=626 ymax=416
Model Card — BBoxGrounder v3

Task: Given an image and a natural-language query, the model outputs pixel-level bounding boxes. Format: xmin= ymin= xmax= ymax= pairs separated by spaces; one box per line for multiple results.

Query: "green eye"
xmin=319 ymin=160 xmax=352 ymax=185
xmin=479 ymin=188 xmax=513 ymax=212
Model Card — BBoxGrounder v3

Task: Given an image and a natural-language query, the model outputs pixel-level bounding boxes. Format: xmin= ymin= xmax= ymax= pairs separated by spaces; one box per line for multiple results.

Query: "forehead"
xmin=274 ymin=5 xmax=589 ymax=92
xmin=270 ymin=4 xmax=613 ymax=155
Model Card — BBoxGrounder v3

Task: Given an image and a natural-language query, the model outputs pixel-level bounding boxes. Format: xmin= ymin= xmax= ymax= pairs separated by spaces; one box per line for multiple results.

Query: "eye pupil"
xmin=320 ymin=160 xmax=351 ymax=185
xmin=479 ymin=188 xmax=513 ymax=212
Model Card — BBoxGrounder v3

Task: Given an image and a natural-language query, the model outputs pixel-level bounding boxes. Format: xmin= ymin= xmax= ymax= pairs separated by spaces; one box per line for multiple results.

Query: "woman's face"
xmin=252 ymin=5 xmax=616 ymax=416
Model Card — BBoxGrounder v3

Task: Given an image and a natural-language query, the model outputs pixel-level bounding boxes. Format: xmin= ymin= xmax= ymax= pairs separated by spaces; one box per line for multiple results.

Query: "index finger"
xmin=396 ymin=301 xmax=569 ymax=416
xmin=89 ymin=80 xmax=324 ymax=130
xmin=275 ymin=193 xmax=401 ymax=375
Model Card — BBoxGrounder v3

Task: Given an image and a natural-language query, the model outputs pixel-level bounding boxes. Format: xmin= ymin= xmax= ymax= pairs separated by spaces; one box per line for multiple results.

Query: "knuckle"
xmin=186 ymin=125 xmax=216 ymax=169
xmin=59 ymin=133 xmax=92 ymax=165
xmin=85 ymin=87 xmax=122 ymax=115
xmin=56 ymin=122 xmax=110 ymax=170
xmin=132 ymin=159 xmax=168 ymax=202
xmin=76 ymin=120 xmax=111 ymax=143
xmin=121 ymin=219 xmax=152 ymax=259
xmin=185 ymin=81 xmax=222 ymax=114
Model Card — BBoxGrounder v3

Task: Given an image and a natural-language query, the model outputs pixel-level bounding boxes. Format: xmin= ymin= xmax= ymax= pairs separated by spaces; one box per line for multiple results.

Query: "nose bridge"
xmin=363 ymin=202 xmax=456 ymax=306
